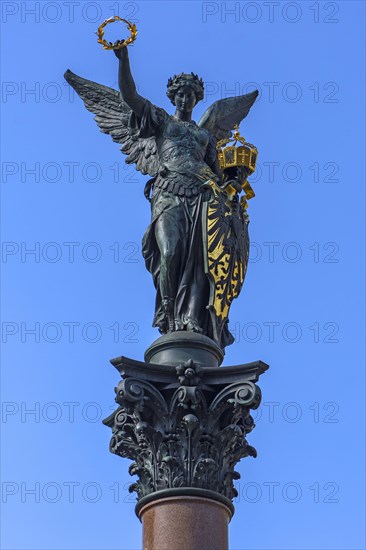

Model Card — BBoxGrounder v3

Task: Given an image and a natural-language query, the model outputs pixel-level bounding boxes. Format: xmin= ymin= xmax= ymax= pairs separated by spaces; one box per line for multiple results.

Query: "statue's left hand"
xmin=237 ymin=165 xmax=251 ymax=183
xmin=200 ymin=182 xmax=212 ymax=201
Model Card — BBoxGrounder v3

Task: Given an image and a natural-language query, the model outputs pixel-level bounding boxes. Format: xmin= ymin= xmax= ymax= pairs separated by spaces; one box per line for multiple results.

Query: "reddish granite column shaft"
xmin=138 ymin=496 xmax=232 ymax=550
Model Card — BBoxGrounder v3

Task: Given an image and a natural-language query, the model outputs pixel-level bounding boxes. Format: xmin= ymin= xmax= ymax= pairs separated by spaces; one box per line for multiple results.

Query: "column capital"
xmin=103 ymin=355 xmax=269 ymax=514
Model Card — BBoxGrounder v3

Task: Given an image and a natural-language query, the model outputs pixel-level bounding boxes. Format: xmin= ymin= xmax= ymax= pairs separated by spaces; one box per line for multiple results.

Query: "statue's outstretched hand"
xmin=113 ymin=41 xmax=128 ymax=59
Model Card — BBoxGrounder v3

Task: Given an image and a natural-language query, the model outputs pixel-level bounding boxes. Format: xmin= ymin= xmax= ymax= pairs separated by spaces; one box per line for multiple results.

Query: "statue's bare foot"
xmin=186 ymin=320 xmax=203 ymax=333
xmin=175 ymin=320 xmax=184 ymax=331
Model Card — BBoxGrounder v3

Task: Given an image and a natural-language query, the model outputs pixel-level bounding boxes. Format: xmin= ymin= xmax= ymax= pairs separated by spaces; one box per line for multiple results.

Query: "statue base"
xmin=144 ymin=331 xmax=224 ymax=368
xmin=104 ymin=339 xmax=269 ymax=549
xmin=104 ymin=353 xmax=268 ymax=505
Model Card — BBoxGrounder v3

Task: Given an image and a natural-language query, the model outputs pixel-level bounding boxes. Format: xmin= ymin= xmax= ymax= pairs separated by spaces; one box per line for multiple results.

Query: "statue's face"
xmin=174 ymin=85 xmax=196 ymax=112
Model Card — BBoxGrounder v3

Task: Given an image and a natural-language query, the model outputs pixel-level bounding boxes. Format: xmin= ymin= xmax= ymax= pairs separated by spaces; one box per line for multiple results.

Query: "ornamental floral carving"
xmin=103 ymin=359 xmax=263 ymax=502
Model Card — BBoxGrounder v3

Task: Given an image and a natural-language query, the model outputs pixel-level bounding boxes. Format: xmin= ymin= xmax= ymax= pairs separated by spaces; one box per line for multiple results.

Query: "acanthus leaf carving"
xmin=103 ymin=358 xmax=266 ymax=503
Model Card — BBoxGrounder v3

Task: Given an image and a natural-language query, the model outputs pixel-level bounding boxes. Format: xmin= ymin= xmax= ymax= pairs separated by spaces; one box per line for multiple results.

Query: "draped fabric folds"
xmin=132 ymin=101 xmax=234 ymax=349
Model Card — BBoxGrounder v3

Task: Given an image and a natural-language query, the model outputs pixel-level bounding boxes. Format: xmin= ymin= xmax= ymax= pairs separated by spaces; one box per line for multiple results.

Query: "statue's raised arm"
xmin=64 ymin=45 xmax=168 ymax=179
xmin=113 ymin=42 xmax=146 ymax=117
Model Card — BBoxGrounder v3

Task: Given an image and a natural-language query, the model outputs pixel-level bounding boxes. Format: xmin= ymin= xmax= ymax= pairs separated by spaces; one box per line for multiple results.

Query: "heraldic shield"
xmin=203 ymin=181 xmax=250 ymax=347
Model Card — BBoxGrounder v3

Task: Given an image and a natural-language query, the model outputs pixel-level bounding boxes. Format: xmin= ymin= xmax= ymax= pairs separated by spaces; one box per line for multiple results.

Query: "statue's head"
xmin=166 ymin=72 xmax=204 ymax=109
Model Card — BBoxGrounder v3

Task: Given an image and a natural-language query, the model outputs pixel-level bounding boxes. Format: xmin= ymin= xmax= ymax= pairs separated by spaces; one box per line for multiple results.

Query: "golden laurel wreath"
xmin=96 ymin=16 xmax=137 ymax=50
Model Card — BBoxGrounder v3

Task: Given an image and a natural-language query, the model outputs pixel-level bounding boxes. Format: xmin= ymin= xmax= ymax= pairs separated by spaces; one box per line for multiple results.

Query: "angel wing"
xmin=64 ymin=69 xmax=159 ymax=177
xmin=197 ymin=90 xmax=258 ymax=141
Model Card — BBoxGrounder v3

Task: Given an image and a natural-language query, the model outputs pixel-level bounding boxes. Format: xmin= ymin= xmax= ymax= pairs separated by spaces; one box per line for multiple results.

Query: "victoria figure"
xmin=65 ymin=42 xmax=258 ymax=350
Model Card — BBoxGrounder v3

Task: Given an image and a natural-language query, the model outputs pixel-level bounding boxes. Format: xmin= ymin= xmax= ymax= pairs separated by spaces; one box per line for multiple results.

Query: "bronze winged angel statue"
xmin=64 ymin=38 xmax=258 ymax=350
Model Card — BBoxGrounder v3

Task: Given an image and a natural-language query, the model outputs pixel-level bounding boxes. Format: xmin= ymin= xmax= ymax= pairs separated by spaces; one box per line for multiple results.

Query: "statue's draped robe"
xmin=128 ymin=101 xmax=234 ymax=348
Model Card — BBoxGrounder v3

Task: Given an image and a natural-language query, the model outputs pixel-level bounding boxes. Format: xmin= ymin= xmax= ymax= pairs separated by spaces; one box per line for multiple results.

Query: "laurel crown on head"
xmin=166 ymin=72 xmax=204 ymax=105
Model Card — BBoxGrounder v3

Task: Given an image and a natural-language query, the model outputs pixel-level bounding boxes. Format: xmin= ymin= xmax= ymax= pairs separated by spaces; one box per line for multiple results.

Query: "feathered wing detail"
xmin=64 ymin=69 xmax=159 ymax=177
xmin=197 ymin=90 xmax=259 ymax=141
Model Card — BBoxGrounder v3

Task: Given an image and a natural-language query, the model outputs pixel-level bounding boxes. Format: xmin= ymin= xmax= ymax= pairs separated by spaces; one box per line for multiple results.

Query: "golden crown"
xmin=216 ymin=126 xmax=258 ymax=173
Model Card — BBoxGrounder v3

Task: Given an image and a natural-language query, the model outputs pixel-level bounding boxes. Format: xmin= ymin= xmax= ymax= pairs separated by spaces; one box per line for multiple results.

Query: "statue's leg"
xmin=154 ymin=204 xmax=187 ymax=331
xmin=185 ymin=224 xmax=209 ymax=333
xmin=173 ymin=195 xmax=210 ymax=335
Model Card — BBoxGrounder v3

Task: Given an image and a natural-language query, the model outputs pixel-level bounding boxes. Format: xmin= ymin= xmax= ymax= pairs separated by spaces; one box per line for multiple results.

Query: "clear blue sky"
xmin=1 ymin=1 xmax=365 ymax=549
